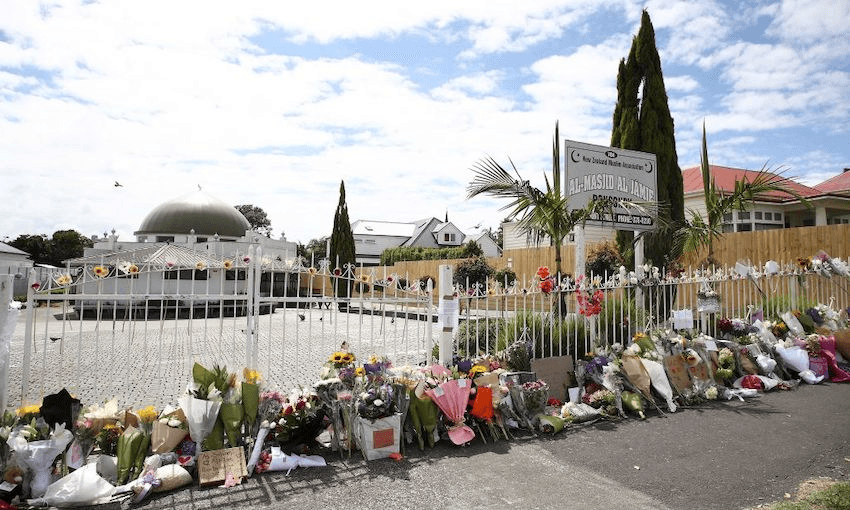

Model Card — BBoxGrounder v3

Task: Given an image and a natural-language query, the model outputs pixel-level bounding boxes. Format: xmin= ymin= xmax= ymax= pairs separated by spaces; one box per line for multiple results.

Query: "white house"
xmin=352 ymin=217 xmax=500 ymax=265
xmin=1 ymin=242 xmax=34 ymax=296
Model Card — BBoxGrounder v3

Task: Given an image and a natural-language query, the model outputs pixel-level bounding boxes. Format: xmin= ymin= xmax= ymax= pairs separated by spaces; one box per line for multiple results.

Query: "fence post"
xmin=634 ymin=232 xmax=645 ymax=308
xmin=424 ymin=276 xmax=434 ymax=365
xmin=437 ymin=265 xmax=456 ymax=367
xmin=245 ymin=245 xmax=257 ymax=369
xmin=1 ymin=275 xmax=15 ymax=412
xmin=21 ymin=268 xmax=36 ymax=405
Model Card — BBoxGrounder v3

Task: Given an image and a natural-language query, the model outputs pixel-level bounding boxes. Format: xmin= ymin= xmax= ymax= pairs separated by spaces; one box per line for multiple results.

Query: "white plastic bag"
xmin=799 ymin=370 xmax=824 ymax=385
xmin=755 ymin=354 xmax=777 ymax=375
xmin=7 ymin=424 xmax=74 ymax=499
xmin=28 ymin=463 xmax=115 ymax=507
xmin=640 ymin=358 xmax=677 ymax=412
xmin=781 ymin=312 xmax=805 ymax=338
xmin=774 ymin=345 xmax=809 ymax=373
xmin=177 ymin=391 xmax=221 ymax=453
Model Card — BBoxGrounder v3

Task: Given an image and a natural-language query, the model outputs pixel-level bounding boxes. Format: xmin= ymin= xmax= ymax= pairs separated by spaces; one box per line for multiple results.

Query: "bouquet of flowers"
xmin=717 ymin=318 xmax=753 ymax=339
xmin=575 ymin=275 xmax=604 ymax=317
xmin=537 ymin=266 xmax=556 ymax=295
xmin=426 ymin=378 xmax=475 ymax=445
xmin=715 ymin=347 xmax=737 ymax=382
xmin=150 ymin=406 xmax=188 ymax=455
xmin=357 ymin=383 xmax=395 ymax=420
xmin=177 ymin=362 xmax=224 ymax=454
xmin=407 ymin=380 xmax=440 ymax=450
xmin=246 ymin=390 xmax=284 ymax=475
xmin=6 ymin=420 xmax=73 ymax=498
xmin=509 ymin=379 xmax=549 ymax=430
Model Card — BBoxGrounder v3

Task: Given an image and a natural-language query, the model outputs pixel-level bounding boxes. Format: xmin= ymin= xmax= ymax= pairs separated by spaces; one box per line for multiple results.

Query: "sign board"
xmin=198 ymin=447 xmax=248 ymax=487
xmin=530 ymin=355 xmax=574 ymax=402
xmin=564 ymin=140 xmax=657 ymax=231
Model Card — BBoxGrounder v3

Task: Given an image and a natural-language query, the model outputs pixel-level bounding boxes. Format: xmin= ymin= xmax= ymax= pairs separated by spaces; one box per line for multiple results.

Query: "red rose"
xmin=283 ymin=405 xmax=294 ymax=416
xmin=295 ymin=400 xmax=306 ymax=411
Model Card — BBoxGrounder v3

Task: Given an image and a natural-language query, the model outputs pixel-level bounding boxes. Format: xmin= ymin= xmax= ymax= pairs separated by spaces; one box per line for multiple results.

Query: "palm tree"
xmin=467 ymin=122 xmax=655 ymax=277
xmin=672 ymin=123 xmax=809 ymax=268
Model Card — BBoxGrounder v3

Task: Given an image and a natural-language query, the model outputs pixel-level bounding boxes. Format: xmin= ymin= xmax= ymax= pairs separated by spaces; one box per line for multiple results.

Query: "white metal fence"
xmin=4 ymin=247 xmax=850 ymax=410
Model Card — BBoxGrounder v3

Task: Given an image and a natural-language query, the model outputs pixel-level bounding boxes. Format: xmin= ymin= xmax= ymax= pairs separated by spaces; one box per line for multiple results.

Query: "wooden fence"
xmin=365 ymin=224 xmax=850 ymax=280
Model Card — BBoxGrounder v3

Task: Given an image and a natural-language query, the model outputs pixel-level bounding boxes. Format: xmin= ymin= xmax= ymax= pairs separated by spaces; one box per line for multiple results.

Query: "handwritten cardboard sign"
xmin=531 ymin=356 xmax=574 ymax=402
xmin=198 ymin=447 xmax=247 ymax=487
xmin=663 ymin=355 xmax=692 ymax=393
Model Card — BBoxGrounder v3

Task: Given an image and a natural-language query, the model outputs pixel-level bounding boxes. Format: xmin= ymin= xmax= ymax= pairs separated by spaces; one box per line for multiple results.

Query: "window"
xmin=164 ymin=269 xmax=208 ymax=280
xmin=723 ymin=213 xmax=733 ymax=222
xmin=364 ymin=239 xmax=376 ymax=244
xmin=755 ymin=212 xmax=762 ymax=220
xmin=225 ymin=269 xmax=247 ymax=281
xmin=443 ymin=233 xmax=456 ymax=242
xmin=156 ymin=236 xmax=175 ymax=243
xmin=737 ymin=223 xmax=752 ymax=232
xmin=738 ymin=211 xmax=750 ymax=220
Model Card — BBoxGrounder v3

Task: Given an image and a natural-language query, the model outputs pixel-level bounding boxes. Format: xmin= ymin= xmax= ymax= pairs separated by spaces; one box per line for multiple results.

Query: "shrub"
xmin=498 ymin=311 xmax=584 ymax=360
xmin=455 ymin=318 xmax=505 ymax=357
xmin=494 ymin=267 xmax=517 ymax=288
xmin=586 ymin=241 xmax=624 ymax=279
xmin=380 ymin=240 xmax=483 ymax=265
xmin=454 ymin=257 xmax=494 ymax=291
xmin=599 ymin=296 xmax=646 ymax=345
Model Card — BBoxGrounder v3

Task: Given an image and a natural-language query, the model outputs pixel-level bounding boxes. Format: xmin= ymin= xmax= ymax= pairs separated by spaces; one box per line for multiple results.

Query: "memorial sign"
xmin=564 ymin=140 xmax=658 ymax=231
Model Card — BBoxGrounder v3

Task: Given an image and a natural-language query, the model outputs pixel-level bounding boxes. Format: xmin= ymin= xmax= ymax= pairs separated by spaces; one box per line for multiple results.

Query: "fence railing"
xmin=4 ymin=248 xmax=850 ymax=412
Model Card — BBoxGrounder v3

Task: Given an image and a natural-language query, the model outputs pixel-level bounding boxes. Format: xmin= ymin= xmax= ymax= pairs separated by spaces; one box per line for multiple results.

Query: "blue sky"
xmin=1 ymin=0 xmax=848 ymax=245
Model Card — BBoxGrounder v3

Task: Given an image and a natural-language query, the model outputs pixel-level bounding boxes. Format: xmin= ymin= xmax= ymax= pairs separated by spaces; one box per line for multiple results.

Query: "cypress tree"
xmin=330 ymin=180 xmax=356 ymax=300
xmin=610 ymin=9 xmax=684 ymax=268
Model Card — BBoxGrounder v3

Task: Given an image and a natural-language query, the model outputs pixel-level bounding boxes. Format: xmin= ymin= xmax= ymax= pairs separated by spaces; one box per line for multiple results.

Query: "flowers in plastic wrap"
xmin=6 ymin=422 xmax=73 ymax=498
xmin=426 ymin=378 xmax=475 ymax=445
xmin=560 ymin=402 xmax=602 ymax=424
xmin=357 ymin=383 xmax=395 ymax=420
xmin=246 ymin=391 xmax=284 ymax=476
xmin=242 ymin=368 xmax=262 ymax=437
xmin=715 ymin=347 xmax=737 ymax=382
xmin=620 ymin=391 xmax=646 ymax=419
xmin=639 ymin=357 xmax=677 ymax=412
xmin=151 ymin=406 xmax=188 ymax=455
xmin=274 ymin=388 xmax=324 ymax=447
xmin=27 ymin=463 xmax=115 ymax=507
xmin=116 ymin=420 xmax=151 ymax=485
xmin=177 ymin=362 xmax=224 ymax=455
xmin=407 ymin=381 xmax=440 ymax=450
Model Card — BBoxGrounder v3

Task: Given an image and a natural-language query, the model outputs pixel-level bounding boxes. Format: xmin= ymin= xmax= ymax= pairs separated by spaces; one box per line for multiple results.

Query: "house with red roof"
xmin=682 ymin=165 xmax=850 ymax=232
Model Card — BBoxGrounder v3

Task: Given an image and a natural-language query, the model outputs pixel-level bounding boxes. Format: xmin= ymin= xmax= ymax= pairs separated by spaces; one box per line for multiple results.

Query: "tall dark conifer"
xmin=610 ymin=9 xmax=684 ymax=267
xmin=330 ymin=180 xmax=355 ymax=300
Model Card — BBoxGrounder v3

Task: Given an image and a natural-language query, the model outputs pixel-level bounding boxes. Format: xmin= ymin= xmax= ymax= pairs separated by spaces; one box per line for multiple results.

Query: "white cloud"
xmin=766 ymin=0 xmax=850 ymax=41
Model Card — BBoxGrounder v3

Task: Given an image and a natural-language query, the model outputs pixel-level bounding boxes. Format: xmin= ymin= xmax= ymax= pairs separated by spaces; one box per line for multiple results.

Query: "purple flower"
xmin=806 ymin=308 xmax=824 ymax=325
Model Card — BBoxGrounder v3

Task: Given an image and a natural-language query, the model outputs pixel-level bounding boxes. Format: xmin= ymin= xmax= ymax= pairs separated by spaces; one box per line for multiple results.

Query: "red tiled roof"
xmin=681 ymin=165 xmax=821 ymax=201
xmin=815 ymin=170 xmax=850 ymax=195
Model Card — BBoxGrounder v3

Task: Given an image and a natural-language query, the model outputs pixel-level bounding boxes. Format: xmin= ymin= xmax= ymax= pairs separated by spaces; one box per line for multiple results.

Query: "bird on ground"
xmin=114 ymin=181 xmax=122 ymax=187
xmin=50 ymin=336 xmax=61 ymax=342
xmin=298 ymin=313 xmax=305 ymax=321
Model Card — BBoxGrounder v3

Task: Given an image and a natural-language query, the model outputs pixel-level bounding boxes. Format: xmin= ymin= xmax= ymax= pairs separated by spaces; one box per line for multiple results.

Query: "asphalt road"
xmin=122 ymin=381 xmax=850 ymax=510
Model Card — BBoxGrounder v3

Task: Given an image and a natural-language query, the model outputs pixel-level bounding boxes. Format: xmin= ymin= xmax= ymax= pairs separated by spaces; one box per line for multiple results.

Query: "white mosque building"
xmin=67 ymin=190 xmax=298 ymax=316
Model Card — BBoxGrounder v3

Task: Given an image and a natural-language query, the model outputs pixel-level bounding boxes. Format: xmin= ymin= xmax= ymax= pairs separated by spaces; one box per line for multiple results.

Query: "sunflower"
xmin=341 ymin=353 xmax=356 ymax=364
xmin=16 ymin=404 xmax=40 ymax=417
xmin=468 ymin=365 xmax=488 ymax=377
xmin=195 ymin=261 xmax=207 ymax=271
xmin=330 ymin=352 xmax=344 ymax=363
xmin=355 ymin=367 xmax=365 ymax=377
xmin=308 ymin=267 xmax=318 ymax=275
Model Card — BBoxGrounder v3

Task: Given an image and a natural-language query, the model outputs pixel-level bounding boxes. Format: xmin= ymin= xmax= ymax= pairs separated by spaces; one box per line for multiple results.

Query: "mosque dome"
xmin=134 ymin=190 xmax=251 ymax=239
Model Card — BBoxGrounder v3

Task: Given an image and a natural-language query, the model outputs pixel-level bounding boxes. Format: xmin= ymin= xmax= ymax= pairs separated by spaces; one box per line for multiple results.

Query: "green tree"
xmin=235 ymin=204 xmax=273 ymax=237
xmin=468 ymin=122 xmax=651 ymax=276
xmin=672 ymin=124 xmax=808 ymax=267
xmin=49 ymin=229 xmax=94 ymax=266
xmin=297 ymin=236 xmax=329 ymax=265
xmin=329 ymin=181 xmax=355 ymax=300
xmin=610 ymin=9 xmax=684 ymax=268
xmin=9 ymin=234 xmax=50 ymax=265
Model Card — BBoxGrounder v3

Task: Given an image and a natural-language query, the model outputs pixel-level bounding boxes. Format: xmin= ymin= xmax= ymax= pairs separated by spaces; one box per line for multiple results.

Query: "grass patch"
xmin=761 ymin=480 xmax=850 ymax=510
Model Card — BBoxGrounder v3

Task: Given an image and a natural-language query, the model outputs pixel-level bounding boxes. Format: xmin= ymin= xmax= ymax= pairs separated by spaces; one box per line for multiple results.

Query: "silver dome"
xmin=134 ymin=190 xmax=251 ymax=238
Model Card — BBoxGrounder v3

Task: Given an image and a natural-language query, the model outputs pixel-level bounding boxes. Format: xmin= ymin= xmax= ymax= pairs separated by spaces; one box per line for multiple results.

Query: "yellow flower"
xmin=93 ymin=265 xmax=109 ymax=278
xmin=308 ymin=267 xmax=317 ymax=275
xmin=55 ymin=273 xmax=72 ymax=286
xmin=16 ymin=404 xmax=40 ymax=417
xmin=355 ymin=367 xmax=365 ymax=376
xmin=330 ymin=352 xmax=344 ymax=363
xmin=102 ymin=423 xmax=119 ymax=431
xmin=358 ymin=274 xmax=369 ymax=283
xmin=469 ymin=365 xmax=487 ymax=376
xmin=341 ymin=353 xmax=356 ymax=364
xmin=128 ymin=264 xmax=139 ymax=274
xmin=223 ymin=260 xmax=234 ymax=270
xmin=195 ymin=261 xmax=207 ymax=271
xmin=137 ymin=406 xmax=157 ymax=423
xmin=243 ymin=368 xmax=262 ymax=385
